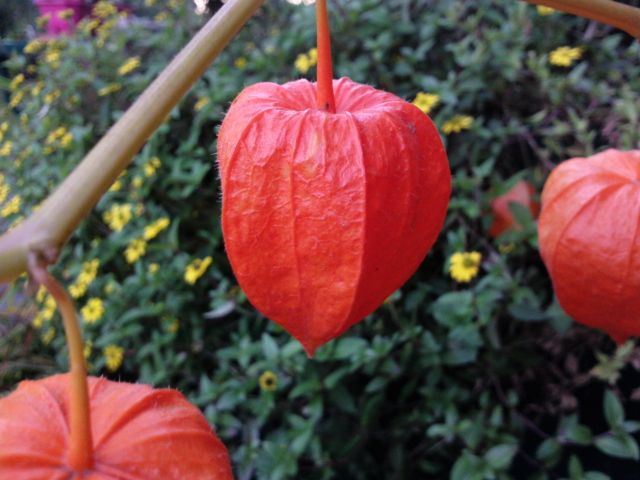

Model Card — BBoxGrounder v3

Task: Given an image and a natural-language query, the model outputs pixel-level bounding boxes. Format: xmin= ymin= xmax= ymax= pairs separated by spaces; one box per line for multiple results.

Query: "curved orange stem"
xmin=316 ymin=0 xmax=336 ymax=113
xmin=30 ymin=260 xmax=93 ymax=472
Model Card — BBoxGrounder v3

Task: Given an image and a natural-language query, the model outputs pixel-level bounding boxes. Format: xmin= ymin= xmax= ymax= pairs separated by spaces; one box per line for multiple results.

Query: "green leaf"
xmin=261 ymin=333 xmax=279 ymax=360
xmin=568 ymin=455 xmax=583 ymax=480
xmin=564 ymin=423 xmax=593 ymax=445
xmin=594 ymin=433 xmax=640 ymax=460
xmin=536 ymin=438 xmax=562 ymax=467
xmin=603 ymin=390 xmax=624 ymax=428
xmin=484 ymin=444 xmax=518 ymax=470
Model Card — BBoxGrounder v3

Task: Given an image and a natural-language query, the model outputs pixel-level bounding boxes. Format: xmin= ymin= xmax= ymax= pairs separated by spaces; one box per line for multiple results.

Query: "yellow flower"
xmin=0 ymin=184 xmax=9 ymax=204
xmin=24 ymin=39 xmax=44 ymax=54
xmin=143 ymin=217 xmax=170 ymax=240
xmin=109 ymin=180 xmax=122 ymax=192
xmin=194 ymin=97 xmax=210 ymax=112
xmin=103 ymin=203 xmax=133 ymax=231
xmin=98 ymin=82 xmax=121 ymax=96
xmin=58 ymin=8 xmax=75 ymax=19
xmin=148 ymin=263 xmax=160 ymax=274
xmin=69 ymin=259 xmax=99 ymax=299
xmin=32 ymin=311 xmax=47 ymax=329
xmin=104 ymin=282 xmax=117 ymax=295
xmin=154 ymin=11 xmax=169 ymax=22
xmin=84 ymin=340 xmax=93 ymax=359
xmin=259 ymin=371 xmax=278 ymax=392
xmin=131 ymin=176 xmax=143 ymax=189
xmin=31 ymin=82 xmax=44 ymax=97
xmin=442 ymin=115 xmax=474 ymax=135
xmin=103 ymin=344 xmax=124 ymax=371
xmin=0 ymin=141 xmax=13 ymax=157
xmin=81 ymin=298 xmax=105 ymax=325
xmin=412 ymin=92 xmax=440 ymax=114
xmin=36 ymin=15 xmax=51 ymax=29
xmin=164 ymin=317 xmax=179 ymax=333
xmin=9 ymin=91 xmax=24 ymax=108
xmin=44 ymin=89 xmax=61 ymax=104
xmin=125 ymin=238 xmax=147 ymax=263
xmin=81 ymin=18 xmax=101 ymax=34
xmin=449 ymin=251 xmax=482 ymax=283
xmin=295 ymin=53 xmax=312 ymax=74
xmin=117 ymin=56 xmax=141 ymax=76
xmin=143 ymin=157 xmax=161 ymax=176
xmin=307 ymin=47 xmax=318 ymax=65
xmin=549 ymin=46 xmax=583 ymax=67
xmin=45 ymin=50 xmax=61 ymax=68
xmin=184 ymin=256 xmax=213 ymax=284
xmin=46 ymin=127 xmax=68 ymax=145
xmin=537 ymin=5 xmax=555 ymax=15
xmin=234 ymin=57 xmax=247 ymax=69
xmin=41 ymin=326 xmax=56 ymax=345
xmin=93 ymin=1 xmax=118 ymax=18
xmin=0 ymin=122 xmax=7 ymax=138
xmin=144 ymin=0 xmax=157 ymax=5
xmin=1 ymin=195 xmax=21 ymax=217
xmin=10 ymin=74 xmax=24 ymax=91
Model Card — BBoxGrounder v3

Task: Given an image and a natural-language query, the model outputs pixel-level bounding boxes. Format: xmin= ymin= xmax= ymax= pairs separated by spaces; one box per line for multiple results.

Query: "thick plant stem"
xmin=0 ymin=0 xmax=264 ymax=284
xmin=528 ymin=0 xmax=640 ymax=38
xmin=30 ymin=259 xmax=92 ymax=472
xmin=316 ymin=0 xmax=336 ymax=113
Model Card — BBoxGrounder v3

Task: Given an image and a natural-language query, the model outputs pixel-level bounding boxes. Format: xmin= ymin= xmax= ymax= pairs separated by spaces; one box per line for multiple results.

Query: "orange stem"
xmin=30 ymin=261 xmax=93 ymax=472
xmin=316 ymin=0 xmax=336 ymax=113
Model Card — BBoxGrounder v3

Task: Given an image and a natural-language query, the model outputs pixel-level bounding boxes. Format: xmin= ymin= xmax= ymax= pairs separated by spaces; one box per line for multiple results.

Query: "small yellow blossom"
xmin=10 ymin=74 xmax=24 ymax=91
xmin=144 ymin=0 xmax=157 ymax=5
xmin=0 ymin=141 xmax=13 ymax=157
xmin=125 ymin=238 xmax=147 ymax=263
xmin=103 ymin=203 xmax=132 ymax=231
xmin=0 ymin=184 xmax=9 ymax=204
xmin=442 ymin=115 xmax=474 ymax=135
xmin=295 ymin=53 xmax=312 ymax=74
xmin=537 ymin=5 xmax=555 ymax=15
xmin=44 ymin=90 xmax=61 ymax=104
xmin=143 ymin=157 xmax=161 ymax=176
xmin=154 ymin=11 xmax=169 ymax=22
xmin=307 ymin=47 xmax=318 ymax=64
xmin=81 ymin=298 xmax=105 ymax=324
xmin=118 ymin=56 xmax=141 ymax=76
xmin=45 ymin=50 xmax=61 ymax=68
xmin=1 ymin=195 xmax=21 ymax=217
xmin=84 ymin=340 xmax=93 ymax=359
xmin=148 ymin=263 xmax=160 ymax=274
xmin=69 ymin=259 xmax=99 ymax=299
xmin=58 ymin=8 xmax=75 ymax=19
xmin=0 ymin=122 xmax=7 ymax=139
xmin=109 ymin=180 xmax=122 ymax=192
xmin=46 ymin=126 xmax=68 ymax=145
xmin=24 ymin=39 xmax=44 ymax=54
xmin=80 ymin=18 xmax=101 ymax=34
xmin=41 ymin=326 xmax=56 ymax=345
xmin=194 ymin=97 xmax=210 ymax=112
xmin=412 ymin=92 xmax=440 ymax=115
xmin=9 ymin=91 xmax=24 ymax=108
xmin=103 ymin=344 xmax=124 ymax=371
xmin=449 ymin=251 xmax=482 ymax=283
xmin=549 ymin=46 xmax=583 ymax=67
xmin=20 ymin=114 xmax=28 ymax=126
xmin=234 ymin=57 xmax=247 ymax=69
xmin=163 ymin=316 xmax=179 ymax=333
xmin=93 ymin=1 xmax=118 ymax=18
xmin=32 ymin=311 xmax=47 ymax=329
xmin=36 ymin=15 xmax=51 ymax=29
xmin=259 ymin=371 xmax=278 ymax=392
xmin=98 ymin=83 xmax=121 ymax=96
xmin=132 ymin=176 xmax=143 ymax=189
xmin=143 ymin=217 xmax=170 ymax=240
xmin=61 ymin=132 xmax=73 ymax=148
xmin=184 ymin=256 xmax=213 ymax=284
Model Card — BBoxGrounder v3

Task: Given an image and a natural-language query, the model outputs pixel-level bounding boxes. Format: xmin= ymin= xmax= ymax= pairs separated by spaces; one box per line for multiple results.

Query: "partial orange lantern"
xmin=0 ymin=373 xmax=234 ymax=479
xmin=489 ymin=180 xmax=539 ymax=237
xmin=538 ymin=149 xmax=640 ymax=343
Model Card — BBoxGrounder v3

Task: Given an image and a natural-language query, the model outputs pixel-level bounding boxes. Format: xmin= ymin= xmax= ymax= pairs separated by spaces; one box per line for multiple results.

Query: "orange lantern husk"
xmin=0 ymin=373 xmax=234 ymax=480
xmin=217 ymin=0 xmax=451 ymax=356
xmin=538 ymin=149 xmax=640 ymax=343
xmin=489 ymin=180 xmax=539 ymax=237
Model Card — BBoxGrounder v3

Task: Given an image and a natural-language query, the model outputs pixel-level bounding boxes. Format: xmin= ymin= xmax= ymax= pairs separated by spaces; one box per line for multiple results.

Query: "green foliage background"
xmin=1 ymin=0 xmax=640 ymax=479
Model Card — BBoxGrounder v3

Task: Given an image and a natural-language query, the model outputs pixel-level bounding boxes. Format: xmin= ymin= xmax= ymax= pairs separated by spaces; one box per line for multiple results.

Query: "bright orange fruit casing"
xmin=538 ymin=149 xmax=640 ymax=343
xmin=218 ymin=77 xmax=451 ymax=355
xmin=0 ymin=374 xmax=233 ymax=479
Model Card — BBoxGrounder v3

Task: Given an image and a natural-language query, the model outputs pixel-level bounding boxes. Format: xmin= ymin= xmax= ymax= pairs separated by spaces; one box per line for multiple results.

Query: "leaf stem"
xmin=29 ymin=256 xmax=92 ymax=472
xmin=528 ymin=0 xmax=640 ymax=38
xmin=0 ymin=0 xmax=264 ymax=284
xmin=316 ymin=0 xmax=336 ymax=113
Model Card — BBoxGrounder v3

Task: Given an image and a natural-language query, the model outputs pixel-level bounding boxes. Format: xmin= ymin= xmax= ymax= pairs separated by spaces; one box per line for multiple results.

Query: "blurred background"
xmin=1 ymin=0 xmax=640 ymax=478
